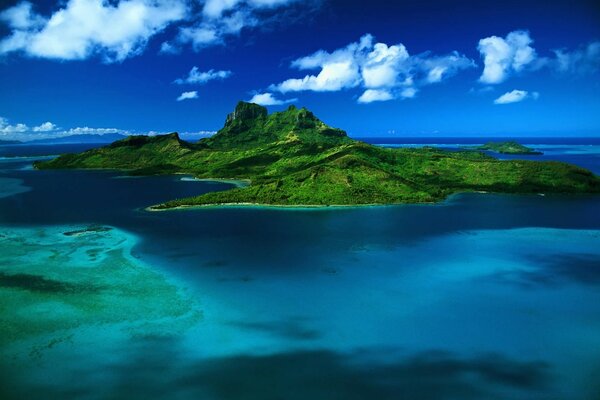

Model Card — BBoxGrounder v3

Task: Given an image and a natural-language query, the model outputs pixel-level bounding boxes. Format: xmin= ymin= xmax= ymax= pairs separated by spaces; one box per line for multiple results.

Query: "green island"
xmin=475 ymin=141 xmax=543 ymax=155
xmin=35 ymin=101 xmax=599 ymax=209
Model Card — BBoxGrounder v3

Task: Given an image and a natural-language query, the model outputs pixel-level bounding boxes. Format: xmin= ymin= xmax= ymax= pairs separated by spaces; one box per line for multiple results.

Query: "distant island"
xmin=0 ymin=139 xmax=21 ymax=145
xmin=27 ymin=133 xmax=127 ymax=145
xmin=475 ymin=141 xmax=543 ymax=155
xmin=35 ymin=102 xmax=599 ymax=209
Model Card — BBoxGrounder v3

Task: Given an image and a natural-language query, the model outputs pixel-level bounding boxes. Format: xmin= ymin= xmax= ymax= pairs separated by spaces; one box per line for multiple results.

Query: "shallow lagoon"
xmin=1 ymin=143 xmax=599 ymax=399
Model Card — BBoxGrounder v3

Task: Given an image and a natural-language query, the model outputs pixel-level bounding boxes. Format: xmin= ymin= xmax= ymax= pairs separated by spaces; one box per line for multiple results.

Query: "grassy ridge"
xmin=35 ymin=102 xmax=600 ymax=209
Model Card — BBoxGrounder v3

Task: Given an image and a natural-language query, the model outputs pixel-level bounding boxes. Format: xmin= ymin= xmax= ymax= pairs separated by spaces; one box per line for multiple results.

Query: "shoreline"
xmin=32 ymin=166 xmax=598 ymax=213
xmin=144 ymin=191 xmax=596 ymax=212
xmin=146 ymin=199 xmax=451 ymax=212
xmin=32 ymin=164 xmax=252 ymax=189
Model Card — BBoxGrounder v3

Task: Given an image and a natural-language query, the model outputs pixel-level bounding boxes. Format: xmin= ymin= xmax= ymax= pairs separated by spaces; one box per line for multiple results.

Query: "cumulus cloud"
xmin=274 ymin=61 xmax=362 ymax=93
xmin=203 ymin=0 xmax=296 ymax=18
xmin=551 ymin=41 xmax=600 ymax=75
xmin=357 ymin=89 xmax=393 ymax=104
xmin=174 ymin=67 xmax=232 ymax=85
xmin=0 ymin=2 xmax=44 ymax=30
xmin=176 ymin=91 xmax=199 ymax=101
xmin=0 ymin=116 xmax=217 ymax=142
xmin=0 ymin=116 xmax=129 ymax=141
xmin=493 ymin=89 xmax=539 ymax=105
xmin=0 ymin=0 xmax=314 ymax=61
xmin=418 ymin=53 xmax=476 ymax=83
xmin=32 ymin=122 xmax=59 ymax=132
xmin=0 ymin=0 xmax=187 ymax=62
xmin=477 ymin=31 xmax=600 ymax=83
xmin=400 ymin=87 xmax=418 ymax=99
xmin=63 ymin=127 xmax=122 ymax=135
xmin=478 ymin=30 xmax=537 ymax=84
xmin=173 ymin=25 xmax=225 ymax=49
xmin=360 ymin=40 xmax=410 ymax=88
xmin=0 ymin=117 xmax=28 ymax=134
xmin=268 ymin=34 xmax=475 ymax=103
xmin=162 ymin=0 xmax=313 ymax=52
xmin=248 ymin=92 xmax=297 ymax=105
xmin=0 ymin=117 xmax=59 ymax=134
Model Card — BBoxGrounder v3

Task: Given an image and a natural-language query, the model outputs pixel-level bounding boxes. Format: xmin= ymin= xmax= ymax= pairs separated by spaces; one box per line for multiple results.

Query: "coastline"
xmin=32 ymin=163 xmax=252 ymax=189
xmin=145 ymin=191 xmax=597 ymax=212
xmin=146 ymin=199 xmax=445 ymax=212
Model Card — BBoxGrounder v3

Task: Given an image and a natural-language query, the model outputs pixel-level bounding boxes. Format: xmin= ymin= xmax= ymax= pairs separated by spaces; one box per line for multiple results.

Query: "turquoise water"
xmin=1 ymin=143 xmax=600 ymax=399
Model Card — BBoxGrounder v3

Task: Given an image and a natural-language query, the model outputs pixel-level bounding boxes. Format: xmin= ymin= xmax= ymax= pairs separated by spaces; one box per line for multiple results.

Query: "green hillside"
xmin=35 ymin=102 xmax=600 ymax=209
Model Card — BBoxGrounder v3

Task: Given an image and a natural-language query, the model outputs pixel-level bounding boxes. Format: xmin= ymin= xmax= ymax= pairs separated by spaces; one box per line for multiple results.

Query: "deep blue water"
xmin=1 ymin=141 xmax=600 ymax=399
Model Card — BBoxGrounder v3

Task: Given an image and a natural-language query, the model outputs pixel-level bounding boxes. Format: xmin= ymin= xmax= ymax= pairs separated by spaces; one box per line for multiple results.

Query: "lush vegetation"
xmin=36 ymin=102 xmax=599 ymax=209
xmin=476 ymin=141 xmax=543 ymax=155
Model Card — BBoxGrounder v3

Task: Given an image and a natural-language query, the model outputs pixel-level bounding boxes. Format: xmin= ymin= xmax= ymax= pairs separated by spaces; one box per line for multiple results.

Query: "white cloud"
xmin=159 ymin=41 xmax=179 ymax=54
xmin=176 ymin=91 xmax=199 ymax=101
xmin=417 ymin=52 xmax=476 ymax=83
xmin=0 ymin=2 xmax=44 ymax=30
xmin=478 ymin=30 xmax=537 ymax=84
xmin=164 ymin=0 xmax=309 ymax=52
xmin=271 ymin=34 xmax=369 ymax=93
xmin=0 ymin=116 xmax=128 ymax=141
xmin=361 ymin=41 xmax=410 ymax=88
xmin=274 ymin=61 xmax=362 ymax=93
xmin=476 ymin=32 xmax=599 ymax=83
xmin=357 ymin=89 xmax=393 ymax=104
xmin=493 ymin=89 xmax=539 ymax=105
xmin=0 ymin=116 xmax=217 ymax=142
xmin=400 ymin=87 xmax=418 ymax=99
xmin=0 ymin=117 xmax=60 ymax=134
xmin=174 ymin=67 xmax=232 ymax=85
xmin=0 ymin=117 xmax=28 ymax=133
xmin=0 ymin=0 xmax=187 ymax=62
xmin=203 ymin=0 xmax=298 ymax=19
xmin=63 ymin=127 xmax=121 ymax=135
xmin=248 ymin=92 xmax=297 ymax=105
xmin=552 ymin=41 xmax=600 ymax=75
xmin=248 ymin=93 xmax=298 ymax=106
xmin=203 ymin=0 xmax=242 ymax=18
xmin=0 ymin=0 xmax=318 ymax=60
xmin=32 ymin=122 xmax=59 ymax=132
xmin=267 ymin=34 xmax=474 ymax=103
xmin=174 ymin=25 xmax=222 ymax=50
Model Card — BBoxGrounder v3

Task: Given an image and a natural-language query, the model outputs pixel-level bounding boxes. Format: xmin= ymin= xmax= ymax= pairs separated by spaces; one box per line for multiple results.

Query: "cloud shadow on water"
xmin=487 ymin=253 xmax=600 ymax=289
xmin=0 ymin=335 xmax=558 ymax=400
xmin=225 ymin=318 xmax=322 ymax=341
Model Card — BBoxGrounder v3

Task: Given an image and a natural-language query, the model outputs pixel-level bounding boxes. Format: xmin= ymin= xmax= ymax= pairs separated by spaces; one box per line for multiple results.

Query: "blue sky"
xmin=0 ymin=0 xmax=599 ymax=141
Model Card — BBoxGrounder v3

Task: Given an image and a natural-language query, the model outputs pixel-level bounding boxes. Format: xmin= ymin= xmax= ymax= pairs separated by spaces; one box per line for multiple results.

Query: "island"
xmin=0 ymin=139 xmax=21 ymax=145
xmin=35 ymin=102 xmax=599 ymax=209
xmin=476 ymin=141 xmax=543 ymax=155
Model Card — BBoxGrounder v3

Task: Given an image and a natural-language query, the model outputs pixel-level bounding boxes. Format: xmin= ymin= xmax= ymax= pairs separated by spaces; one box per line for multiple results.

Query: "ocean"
xmin=1 ymin=139 xmax=599 ymax=399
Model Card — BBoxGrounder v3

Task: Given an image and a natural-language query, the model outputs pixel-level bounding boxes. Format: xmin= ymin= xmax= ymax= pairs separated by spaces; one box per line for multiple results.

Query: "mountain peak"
xmin=201 ymin=101 xmax=350 ymax=150
xmin=225 ymin=102 xmax=268 ymax=127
